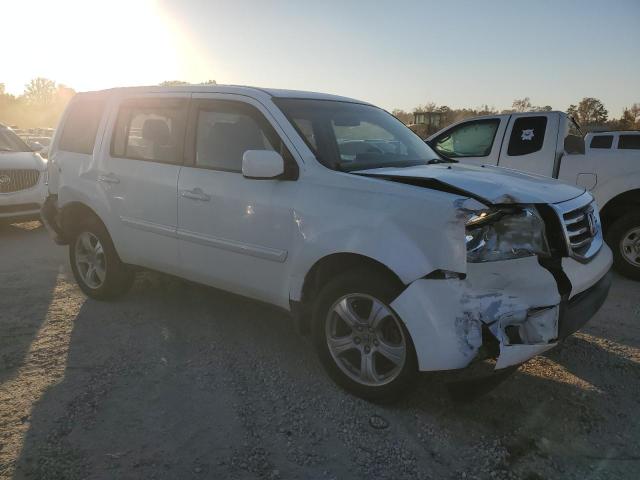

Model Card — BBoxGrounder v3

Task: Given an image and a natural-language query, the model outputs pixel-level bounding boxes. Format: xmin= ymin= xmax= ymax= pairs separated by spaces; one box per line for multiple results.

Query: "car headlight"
xmin=466 ymin=207 xmax=550 ymax=263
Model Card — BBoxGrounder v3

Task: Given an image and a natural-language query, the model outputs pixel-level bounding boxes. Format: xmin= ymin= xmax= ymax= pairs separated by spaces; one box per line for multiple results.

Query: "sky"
xmin=2 ymin=0 xmax=639 ymax=115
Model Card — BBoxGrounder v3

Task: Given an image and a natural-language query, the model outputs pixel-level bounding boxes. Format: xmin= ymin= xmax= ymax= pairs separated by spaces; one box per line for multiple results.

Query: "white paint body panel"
xmin=562 ymin=244 xmax=613 ymax=299
xmin=47 ymin=86 xmax=614 ymax=375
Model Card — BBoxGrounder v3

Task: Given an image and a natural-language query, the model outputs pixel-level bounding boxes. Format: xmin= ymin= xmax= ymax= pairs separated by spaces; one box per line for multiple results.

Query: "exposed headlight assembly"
xmin=466 ymin=207 xmax=550 ymax=263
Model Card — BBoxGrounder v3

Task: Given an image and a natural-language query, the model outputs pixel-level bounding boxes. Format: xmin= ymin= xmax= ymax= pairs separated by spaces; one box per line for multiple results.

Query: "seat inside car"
xmin=200 ymin=117 xmax=265 ymax=170
xmin=141 ymin=118 xmax=176 ymax=162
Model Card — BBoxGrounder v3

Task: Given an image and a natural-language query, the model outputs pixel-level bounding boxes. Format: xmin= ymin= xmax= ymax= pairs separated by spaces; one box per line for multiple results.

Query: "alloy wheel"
xmin=325 ymin=294 xmax=407 ymax=387
xmin=620 ymin=227 xmax=640 ymax=267
xmin=74 ymin=232 xmax=107 ymax=289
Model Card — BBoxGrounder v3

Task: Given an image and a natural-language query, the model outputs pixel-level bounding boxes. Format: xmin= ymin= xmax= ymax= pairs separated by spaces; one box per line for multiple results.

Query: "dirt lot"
xmin=1 ymin=221 xmax=639 ymax=480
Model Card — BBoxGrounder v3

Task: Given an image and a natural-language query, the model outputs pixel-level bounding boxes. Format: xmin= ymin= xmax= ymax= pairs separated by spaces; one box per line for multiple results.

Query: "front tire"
xmin=69 ymin=217 xmax=134 ymax=300
xmin=606 ymin=213 xmax=640 ymax=281
xmin=312 ymin=268 xmax=417 ymax=401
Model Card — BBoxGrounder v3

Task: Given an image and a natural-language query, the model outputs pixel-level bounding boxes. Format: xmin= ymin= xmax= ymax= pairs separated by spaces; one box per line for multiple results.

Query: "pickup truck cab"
xmin=428 ymin=113 xmax=640 ymax=279
xmin=42 ymin=86 xmax=612 ymax=400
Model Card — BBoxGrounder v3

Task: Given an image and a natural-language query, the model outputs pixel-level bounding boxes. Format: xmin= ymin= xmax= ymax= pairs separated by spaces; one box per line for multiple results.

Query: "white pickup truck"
xmin=428 ymin=113 xmax=640 ymax=279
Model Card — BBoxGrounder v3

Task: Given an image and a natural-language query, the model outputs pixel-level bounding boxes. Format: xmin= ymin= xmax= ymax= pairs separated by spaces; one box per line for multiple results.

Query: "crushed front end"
xmin=391 ymin=192 xmax=612 ymax=374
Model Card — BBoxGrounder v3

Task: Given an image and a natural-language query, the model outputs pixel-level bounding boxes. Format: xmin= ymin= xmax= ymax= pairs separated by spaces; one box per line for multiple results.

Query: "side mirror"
xmin=242 ymin=150 xmax=285 ymax=179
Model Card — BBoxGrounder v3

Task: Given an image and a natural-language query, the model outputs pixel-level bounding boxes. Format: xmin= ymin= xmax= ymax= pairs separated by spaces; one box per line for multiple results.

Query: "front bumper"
xmin=558 ymin=270 xmax=611 ymax=339
xmin=391 ymin=245 xmax=613 ymax=372
xmin=0 ymin=173 xmax=47 ymax=221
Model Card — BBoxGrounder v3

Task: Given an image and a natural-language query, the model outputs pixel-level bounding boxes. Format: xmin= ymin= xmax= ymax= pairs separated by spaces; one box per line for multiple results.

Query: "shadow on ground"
xmin=9 ymin=265 xmax=639 ymax=479
xmin=0 ymin=222 xmax=58 ymax=384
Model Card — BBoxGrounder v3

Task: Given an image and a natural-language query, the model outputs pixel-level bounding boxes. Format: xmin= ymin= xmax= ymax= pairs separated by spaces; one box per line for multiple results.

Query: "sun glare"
xmin=2 ymin=0 xmax=214 ymax=94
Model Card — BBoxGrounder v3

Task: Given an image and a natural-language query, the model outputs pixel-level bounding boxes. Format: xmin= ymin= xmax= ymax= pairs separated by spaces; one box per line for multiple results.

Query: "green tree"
xmin=23 ymin=77 xmax=57 ymax=106
xmin=512 ymin=97 xmax=532 ymax=112
xmin=200 ymin=79 xmax=217 ymax=85
xmin=575 ymin=97 xmax=608 ymax=125
xmin=618 ymin=108 xmax=636 ymax=130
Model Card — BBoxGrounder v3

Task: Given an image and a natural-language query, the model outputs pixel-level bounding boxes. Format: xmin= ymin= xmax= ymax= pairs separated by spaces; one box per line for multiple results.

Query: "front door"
xmin=177 ymin=94 xmax=298 ymax=307
xmin=430 ymin=117 xmax=505 ymax=166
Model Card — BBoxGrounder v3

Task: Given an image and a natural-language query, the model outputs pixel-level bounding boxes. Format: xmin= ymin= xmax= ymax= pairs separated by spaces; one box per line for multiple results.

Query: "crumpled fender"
xmin=287 ymin=178 xmax=481 ymax=302
xmin=390 ymin=256 xmax=561 ymax=371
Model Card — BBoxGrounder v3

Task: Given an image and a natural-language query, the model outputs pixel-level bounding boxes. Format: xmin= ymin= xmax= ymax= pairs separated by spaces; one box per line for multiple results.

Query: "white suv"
xmin=42 ymin=86 xmax=612 ymax=400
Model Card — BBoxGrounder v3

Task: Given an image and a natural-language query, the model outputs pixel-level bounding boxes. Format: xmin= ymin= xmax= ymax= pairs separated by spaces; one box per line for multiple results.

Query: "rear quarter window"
xmin=507 ymin=116 xmax=547 ymax=156
xmin=58 ymin=97 xmax=106 ymax=154
xmin=590 ymin=135 xmax=613 ymax=149
xmin=618 ymin=135 xmax=640 ymax=150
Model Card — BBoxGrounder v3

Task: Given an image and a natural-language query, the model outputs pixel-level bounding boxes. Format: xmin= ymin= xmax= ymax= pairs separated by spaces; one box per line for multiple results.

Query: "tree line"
xmin=1 ymin=78 xmax=638 ymax=133
xmin=393 ymin=97 xmax=640 ymax=131
xmin=0 ymin=78 xmax=216 ymax=129
xmin=0 ymin=78 xmax=76 ymax=129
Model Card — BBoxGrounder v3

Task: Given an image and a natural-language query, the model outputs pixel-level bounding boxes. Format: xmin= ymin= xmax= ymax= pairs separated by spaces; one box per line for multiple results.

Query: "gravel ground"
xmin=1 ymin=221 xmax=639 ymax=480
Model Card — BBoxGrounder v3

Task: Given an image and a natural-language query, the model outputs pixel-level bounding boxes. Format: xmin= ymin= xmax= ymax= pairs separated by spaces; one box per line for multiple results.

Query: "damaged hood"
xmin=356 ymin=163 xmax=585 ymax=205
xmin=0 ymin=151 xmax=47 ymax=171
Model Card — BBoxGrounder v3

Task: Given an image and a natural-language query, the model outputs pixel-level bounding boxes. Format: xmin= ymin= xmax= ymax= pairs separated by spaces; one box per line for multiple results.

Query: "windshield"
xmin=274 ymin=98 xmax=442 ymax=171
xmin=0 ymin=128 xmax=32 ymax=153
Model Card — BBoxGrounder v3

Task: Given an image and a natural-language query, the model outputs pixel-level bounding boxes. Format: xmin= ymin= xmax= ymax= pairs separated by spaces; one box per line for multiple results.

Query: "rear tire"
xmin=69 ymin=217 xmax=134 ymax=300
xmin=606 ymin=213 xmax=640 ymax=281
xmin=312 ymin=268 xmax=417 ymax=402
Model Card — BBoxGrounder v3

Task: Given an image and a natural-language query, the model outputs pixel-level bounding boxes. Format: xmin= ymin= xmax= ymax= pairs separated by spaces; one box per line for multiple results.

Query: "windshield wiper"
xmin=0 ymin=147 xmax=16 ymax=152
xmin=427 ymin=157 xmax=456 ymax=164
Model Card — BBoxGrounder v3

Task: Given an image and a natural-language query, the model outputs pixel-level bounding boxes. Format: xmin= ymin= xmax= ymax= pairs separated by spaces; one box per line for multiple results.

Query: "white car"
xmin=42 ymin=86 xmax=612 ymax=400
xmin=0 ymin=124 xmax=48 ymax=224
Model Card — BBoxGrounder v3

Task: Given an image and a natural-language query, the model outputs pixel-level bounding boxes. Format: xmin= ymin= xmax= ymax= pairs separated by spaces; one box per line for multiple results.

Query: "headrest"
xmin=142 ymin=119 xmax=171 ymax=145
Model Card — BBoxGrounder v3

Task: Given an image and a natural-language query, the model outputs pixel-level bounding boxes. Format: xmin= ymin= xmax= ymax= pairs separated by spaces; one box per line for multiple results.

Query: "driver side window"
xmin=432 ymin=119 xmax=499 ymax=158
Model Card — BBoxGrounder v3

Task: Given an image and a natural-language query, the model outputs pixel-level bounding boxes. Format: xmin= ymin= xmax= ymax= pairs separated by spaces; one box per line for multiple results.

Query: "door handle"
xmin=98 ymin=173 xmax=120 ymax=184
xmin=180 ymin=188 xmax=211 ymax=202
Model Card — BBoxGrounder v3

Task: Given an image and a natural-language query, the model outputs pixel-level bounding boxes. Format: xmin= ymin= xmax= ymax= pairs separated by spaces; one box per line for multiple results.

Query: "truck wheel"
xmin=69 ymin=217 xmax=134 ymax=300
xmin=312 ymin=268 xmax=417 ymax=401
xmin=606 ymin=213 xmax=640 ymax=281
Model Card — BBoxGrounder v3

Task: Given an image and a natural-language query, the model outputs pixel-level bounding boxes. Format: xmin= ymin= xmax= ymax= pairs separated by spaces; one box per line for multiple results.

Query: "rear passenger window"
xmin=507 ymin=116 xmax=547 ymax=156
xmin=111 ymin=99 xmax=187 ymax=164
xmin=59 ymin=97 xmax=105 ymax=154
xmin=618 ymin=135 xmax=640 ymax=150
xmin=193 ymin=101 xmax=286 ymax=171
xmin=590 ymin=135 xmax=613 ymax=149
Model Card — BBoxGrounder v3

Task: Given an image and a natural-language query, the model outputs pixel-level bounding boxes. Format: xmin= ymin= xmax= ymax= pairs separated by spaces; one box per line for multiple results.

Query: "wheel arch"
xmin=291 ymin=252 xmax=406 ymax=335
xmin=600 ymin=188 xmax=640 ymax=232
xmin=59 ymin=201 xmax=109 ymax=239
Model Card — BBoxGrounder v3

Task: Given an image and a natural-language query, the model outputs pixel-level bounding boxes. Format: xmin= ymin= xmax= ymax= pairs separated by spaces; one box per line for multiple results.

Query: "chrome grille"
xmin=553 ymin=194 xmax=602 ymax=262
xmin=0 ymin=169 xmax=40 ymax=194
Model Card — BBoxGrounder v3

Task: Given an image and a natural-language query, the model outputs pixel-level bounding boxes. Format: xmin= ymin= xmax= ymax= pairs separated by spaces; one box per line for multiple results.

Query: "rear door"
xmin=497 ymin=113 xmax=559 ymax=177
xmin=428 ymin=117 xmax=506 ymax=166
xmin=99 ymin=93 xmax=188 ymax=273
